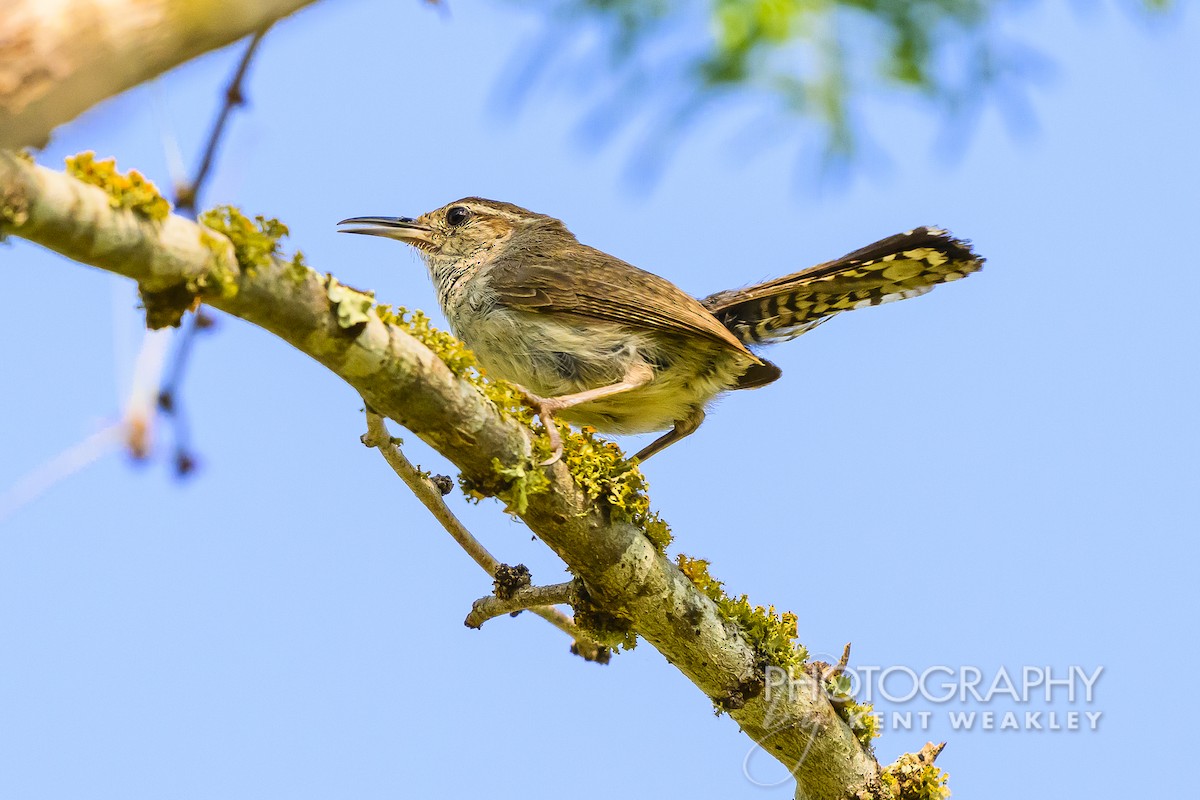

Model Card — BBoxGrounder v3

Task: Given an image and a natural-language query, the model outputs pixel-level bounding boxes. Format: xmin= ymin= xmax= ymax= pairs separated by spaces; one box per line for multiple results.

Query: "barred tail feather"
xmin=702 ymin=227 xmax=984 ymax=345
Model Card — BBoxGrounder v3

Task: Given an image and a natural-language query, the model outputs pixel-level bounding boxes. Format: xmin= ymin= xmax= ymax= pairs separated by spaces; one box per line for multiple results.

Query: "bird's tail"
xmin=701 ymin=227 xmax=984 ymax=346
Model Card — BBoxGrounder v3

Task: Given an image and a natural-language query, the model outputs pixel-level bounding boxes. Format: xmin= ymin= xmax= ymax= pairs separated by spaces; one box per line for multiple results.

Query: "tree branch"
xmin=1 ymin=150 xmax=897 ymax=800
xmin=360 ymin=409 xmax=604 ymax=660
xmin=361 ymin=409 xmax=505 ymax=576
xmin=0 ymin=0 xmax=317 ymax=149
xmin=465 ymin=581 xmax=577 ymax=630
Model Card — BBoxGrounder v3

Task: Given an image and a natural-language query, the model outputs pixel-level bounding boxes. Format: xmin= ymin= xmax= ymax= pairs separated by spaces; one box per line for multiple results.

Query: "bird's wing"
xmin=486 ymin=245 xmax=758 ymax=360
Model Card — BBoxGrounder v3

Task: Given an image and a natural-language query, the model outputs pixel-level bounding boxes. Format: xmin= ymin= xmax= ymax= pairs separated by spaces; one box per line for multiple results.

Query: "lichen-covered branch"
xmin=1 ymin=150 xmax=949 ymax=800
xmin=0 ymin=0 xmax=318 ymax=149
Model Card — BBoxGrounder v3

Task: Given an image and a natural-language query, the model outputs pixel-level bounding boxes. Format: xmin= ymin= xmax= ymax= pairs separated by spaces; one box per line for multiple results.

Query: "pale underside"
xmin=449 ymin=304 xmax=753 ymax=434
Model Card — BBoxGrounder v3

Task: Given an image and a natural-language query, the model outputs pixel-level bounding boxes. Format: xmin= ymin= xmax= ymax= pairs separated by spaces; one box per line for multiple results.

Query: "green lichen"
xmin=326 ymin=276 xmax=374 ymax=329
xmin=378 ymin=305 xmax=545 ymax=510
xmin=139 ymin=283 xmax=198 ymax=329
xmin=197 ymin=205 xmax=314 ymax=296
xmin=65 ymin=151 xmax=170 ymax=221
xmin=676 ymin=554 xmax=806 ymax=671
xmin=376 ymin=305 xmax=492 ymax=387
xmin=847 ymin=700 xmax=881 ymax=749
xmin=548 ymin=426 xmax=673 ymax=552
xmin=133 ymin=225 xmax=238 ymax=330
xmin=572 ymin=584 xmax=638 ymax=651
xmin=827 ymin=674 xmax=880 ymax=750
xmin=287 ymin=250 xmax=313 ymax=285
xmin=191 ymin=228 xmax=240 ymax=300
xmin=372 ymin=307 xmax=672 ymax=547
xmin=198 ymin=205 xmax=289 ymax=276
xmin=132 ymin=204 xmax=294 ymax=330
xmin=880 ymin=751 xmax=950 ymax=800
xmin=489 ymin=456 xmax=551 ymax=515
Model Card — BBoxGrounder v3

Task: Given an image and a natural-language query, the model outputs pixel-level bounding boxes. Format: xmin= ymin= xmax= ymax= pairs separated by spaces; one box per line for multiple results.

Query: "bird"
xmin=338 ymin=198 xmax=983 ymax=464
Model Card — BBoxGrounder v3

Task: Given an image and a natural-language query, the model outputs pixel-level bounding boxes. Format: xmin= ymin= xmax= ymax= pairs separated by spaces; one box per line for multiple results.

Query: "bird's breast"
xmin=446 ymin=305 xmax=751 ymax=434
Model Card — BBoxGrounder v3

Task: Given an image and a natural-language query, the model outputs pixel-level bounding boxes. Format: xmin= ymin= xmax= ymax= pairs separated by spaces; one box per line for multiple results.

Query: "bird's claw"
xmin=512 ymin=384 xmax=564 ymax=466
xmin=538 ymin=416 xmax=564 ymax=466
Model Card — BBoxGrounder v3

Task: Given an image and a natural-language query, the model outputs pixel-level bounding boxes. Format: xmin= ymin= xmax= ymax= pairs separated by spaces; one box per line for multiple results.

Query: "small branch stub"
xmin=465 ymin=581 xmax=577 ymax=629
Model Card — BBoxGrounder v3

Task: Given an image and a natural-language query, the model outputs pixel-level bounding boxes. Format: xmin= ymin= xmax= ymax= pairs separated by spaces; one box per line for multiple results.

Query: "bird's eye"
xmin=446 ymin=206 xmax=472 ymax=227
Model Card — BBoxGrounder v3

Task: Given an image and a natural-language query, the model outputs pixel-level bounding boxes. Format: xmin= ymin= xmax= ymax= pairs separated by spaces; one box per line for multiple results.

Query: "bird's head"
xmin=338 ymin=197 xmax=572 ymax=268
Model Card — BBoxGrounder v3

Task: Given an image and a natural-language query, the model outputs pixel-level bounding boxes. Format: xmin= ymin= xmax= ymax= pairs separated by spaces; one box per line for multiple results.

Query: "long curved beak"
xmin=337 ymin=216 xmax=434 ymax=247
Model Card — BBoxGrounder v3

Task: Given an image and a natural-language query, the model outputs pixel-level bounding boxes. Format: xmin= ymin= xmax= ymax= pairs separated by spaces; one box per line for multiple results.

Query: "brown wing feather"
xmin=487 ymin=244 xmax=759 ymax=360
xmin=702 ymin=227 xmax=983 ymax=344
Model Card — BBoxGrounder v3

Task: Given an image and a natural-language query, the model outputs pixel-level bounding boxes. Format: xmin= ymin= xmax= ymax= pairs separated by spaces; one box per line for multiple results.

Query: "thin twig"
xmin=156 ymin=26 xmax=271 ymax=475
xmin=919 ymin=742 xmax=946 ymax=764
xmin=175 ymin=26 xmax=270 ymax=215
xmin=828 ymin=642 xmax=852 ymax=680
xmin=361 ymin=409 xmax=606 ymax=661
xmin=465 ymin=581 xmax=577 ymax=629
xmin=362 ymin=410 xmax=501 ymax=573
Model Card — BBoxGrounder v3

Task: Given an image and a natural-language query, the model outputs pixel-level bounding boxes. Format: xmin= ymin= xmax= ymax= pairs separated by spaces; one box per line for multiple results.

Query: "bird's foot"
xmin=512 ymin=384 xmax=567 ymax=466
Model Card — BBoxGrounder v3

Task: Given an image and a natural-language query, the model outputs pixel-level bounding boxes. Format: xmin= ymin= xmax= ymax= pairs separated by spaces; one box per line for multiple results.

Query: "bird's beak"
xmin=337 ymin=216 xmax=434 ymax=247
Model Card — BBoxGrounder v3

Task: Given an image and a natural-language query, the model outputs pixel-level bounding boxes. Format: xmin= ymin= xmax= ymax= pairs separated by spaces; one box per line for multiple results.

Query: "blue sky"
xmin=2 ymin=2 xmax=1197 ymax=798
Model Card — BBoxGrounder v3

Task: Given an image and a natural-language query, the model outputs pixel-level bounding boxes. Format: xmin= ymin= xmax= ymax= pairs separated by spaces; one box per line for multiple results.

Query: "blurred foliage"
xmin=506 ymin=0 xmax=1177 ymax=180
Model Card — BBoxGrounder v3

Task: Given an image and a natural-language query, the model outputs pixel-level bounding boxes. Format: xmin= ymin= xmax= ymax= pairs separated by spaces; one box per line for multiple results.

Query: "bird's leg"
xmin=515 ymin=363 xmax=654 ymax=466
xmin=632 ymin=407 xmax=706 ymax=463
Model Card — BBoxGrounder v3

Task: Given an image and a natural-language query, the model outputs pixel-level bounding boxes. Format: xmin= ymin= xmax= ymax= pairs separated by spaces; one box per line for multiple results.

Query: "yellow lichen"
xmin=287 ymin=250 xmax=313 ymax=285
xmin=130 ymin=204 xmax=295 ymax=331
xmin=880 ymin=751 xmax=951 ymax=800
xmin=378 ymin=305 xmax=543 ymax=510
xmin=847 ymin=700 xmax=881 ymax=749
xmin=193 ymin=228 xmax=240 ymax=300
xmin=828 ymin=673 xmax=881 ymax=750
xmin=376 ymin=305 xmax=489 ymax=386
xmin=198 ymin=206 xmax=289 ymax=276
xmin=572 ymin=585 xmax=638 ymax=651
xmin=676 ymin=554 xmax=806 ymax=670
xmin=548 ymin=426 xmax=673 ymax=551
xmin=65 ymin=151 xmax=170 ymax=221
xmin=372 ymin=306 xmax=672 ymax=547
xmin=489 ymin=456 xmax=551 ymax=515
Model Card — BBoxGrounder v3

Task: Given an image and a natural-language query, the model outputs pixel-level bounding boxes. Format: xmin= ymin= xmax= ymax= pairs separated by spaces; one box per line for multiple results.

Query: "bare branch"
xmin=465 ymin=581 xmax=577 ymax=629
xmin=175 ymin=27 xmax=271 ymax=215
xmin=361 ymin=410 xmax=602 ymax=659
xmin=829 ymin=642 xmax=852 ymax=680
xmin=362 ymin=410 xmax=503 ymax=575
